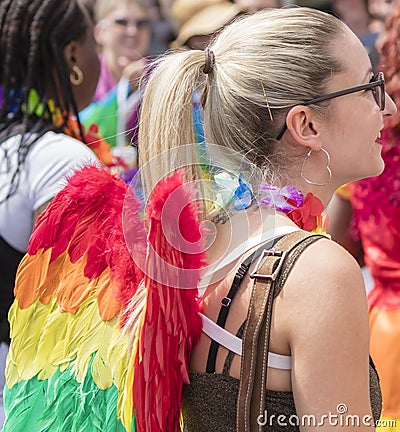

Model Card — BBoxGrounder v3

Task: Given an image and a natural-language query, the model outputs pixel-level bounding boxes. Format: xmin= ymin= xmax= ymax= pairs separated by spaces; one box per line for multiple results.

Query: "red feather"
xmin=27 ymin=166 xmax=146 ymax=318
xmin=132 ymin=170 xmax=207 ymax=432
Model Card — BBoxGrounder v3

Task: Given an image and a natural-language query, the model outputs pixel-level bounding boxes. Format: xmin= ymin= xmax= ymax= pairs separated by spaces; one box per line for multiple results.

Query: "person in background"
xmin=331 ymin=0 xmax=381 ymax=70
xmin=329 ymin=1 xmax=400 ymax=429
xmin=80 ymin=0 xmax=151 ymax=152
xmin=0 ymin=0 xmax=100 ymax=427
xmin=147 ymin=0 xmax=175 ymax=55
xmin=170 ymin=0 xmax=244 ymax=50
xmin=368 ymin=0 xmax=394 ymax=33
xmin=169 ymin=0 xmax=280 ymax=51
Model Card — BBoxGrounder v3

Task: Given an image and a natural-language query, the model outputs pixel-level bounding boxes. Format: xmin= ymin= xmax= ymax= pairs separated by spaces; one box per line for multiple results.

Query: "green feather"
xmin=3 ymin=355 xmax=131 ymax=431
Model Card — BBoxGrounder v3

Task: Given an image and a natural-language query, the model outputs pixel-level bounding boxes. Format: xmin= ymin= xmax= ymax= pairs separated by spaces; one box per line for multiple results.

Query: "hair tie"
xmin=203 ymin=47 xmax=215 ymax=74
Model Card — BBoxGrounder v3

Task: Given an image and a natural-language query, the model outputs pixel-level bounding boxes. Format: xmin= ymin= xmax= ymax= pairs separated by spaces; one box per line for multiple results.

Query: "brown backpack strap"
xmin=236 ymin=231 xmax=325 ymax=432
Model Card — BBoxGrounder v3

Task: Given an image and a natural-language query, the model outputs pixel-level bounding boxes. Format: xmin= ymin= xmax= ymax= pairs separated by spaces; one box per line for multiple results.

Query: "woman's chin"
xmin=365 ymin=156 xmax=385 ymax=179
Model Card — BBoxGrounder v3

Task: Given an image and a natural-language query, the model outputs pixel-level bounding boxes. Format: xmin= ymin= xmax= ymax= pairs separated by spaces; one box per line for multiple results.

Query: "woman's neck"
xmin=103 ymin=51 xmax=122 ymax=82
xmin=282 ymin=175 xmax=337 ymax=209
xmin=201 ymin=206 xmax=299 ymax=290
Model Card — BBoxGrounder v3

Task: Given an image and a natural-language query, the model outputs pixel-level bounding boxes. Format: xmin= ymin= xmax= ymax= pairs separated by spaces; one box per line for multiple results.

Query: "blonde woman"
xmin=138 ymin=7 xmax=396 ymax=431
xmin=4 ymin=7 xmax=396 ymax=432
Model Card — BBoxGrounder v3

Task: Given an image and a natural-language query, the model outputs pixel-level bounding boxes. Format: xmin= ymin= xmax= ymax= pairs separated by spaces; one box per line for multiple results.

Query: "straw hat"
xmin=170 ymin=0 xmax=243 ymax=48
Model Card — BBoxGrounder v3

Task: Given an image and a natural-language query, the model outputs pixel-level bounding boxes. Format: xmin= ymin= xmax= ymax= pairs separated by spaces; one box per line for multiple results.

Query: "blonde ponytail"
xmin=139 ymin=50 xmax=207 ymax=199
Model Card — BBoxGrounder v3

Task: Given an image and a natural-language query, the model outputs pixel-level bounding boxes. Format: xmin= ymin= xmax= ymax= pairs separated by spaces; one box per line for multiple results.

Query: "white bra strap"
xmin=268 ymin=351 xmax=292 ymax=370
xmin=200 ymin=313 xmax=292 ymax=370
xmin=202 ymin=313 xmax=242 ymax=355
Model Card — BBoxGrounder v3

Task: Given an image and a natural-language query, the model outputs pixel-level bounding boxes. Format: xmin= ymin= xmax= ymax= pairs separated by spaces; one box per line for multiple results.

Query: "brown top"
xmin=182 ymin=363 xmax=382 ymax=431
xmin=182 ymin=234 xmax=382 ymax=431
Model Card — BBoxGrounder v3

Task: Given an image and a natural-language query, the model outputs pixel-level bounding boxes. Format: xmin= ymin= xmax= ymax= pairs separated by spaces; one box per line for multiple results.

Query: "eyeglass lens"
xmin=372 ymin=73 xmax=385 ymax=110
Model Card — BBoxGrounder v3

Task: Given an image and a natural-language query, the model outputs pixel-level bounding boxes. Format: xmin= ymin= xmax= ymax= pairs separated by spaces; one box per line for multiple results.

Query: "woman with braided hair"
xmin=0 ymin=0 xmax=100 ymax=425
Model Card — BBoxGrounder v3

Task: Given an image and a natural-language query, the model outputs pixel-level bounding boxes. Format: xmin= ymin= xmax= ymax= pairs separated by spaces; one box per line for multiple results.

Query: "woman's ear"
xmin=93 ymin=22 xmax=105 ymax=47
xmin=63 ymin=41 xmax=77 ymax=70
xmin=285 ymin=105 xmax=321 ymax=151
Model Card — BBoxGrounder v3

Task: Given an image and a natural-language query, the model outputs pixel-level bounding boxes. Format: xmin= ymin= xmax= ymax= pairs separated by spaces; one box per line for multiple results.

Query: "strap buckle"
xmin=220 ymin=297 xmax=232 ymax=307
xmin=249 ymin=249 xmax=287 ymax=281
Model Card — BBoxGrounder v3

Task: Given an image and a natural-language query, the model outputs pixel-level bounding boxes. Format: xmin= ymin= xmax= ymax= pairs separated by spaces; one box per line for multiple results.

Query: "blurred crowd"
xmin=73 ymin=0 xmax=394 ymax=173
xmin=81 ymin=0 xmax=393 ymax=60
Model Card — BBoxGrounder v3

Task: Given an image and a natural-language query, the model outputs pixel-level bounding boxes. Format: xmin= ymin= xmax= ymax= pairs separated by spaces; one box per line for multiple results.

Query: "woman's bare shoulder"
xmin=275 ymin=237 xmax=373 ymax=423
xmin=286 ymin=235 xmax=367 ymax=302
xmin=277 ymin=235 xmax=369 ymax=346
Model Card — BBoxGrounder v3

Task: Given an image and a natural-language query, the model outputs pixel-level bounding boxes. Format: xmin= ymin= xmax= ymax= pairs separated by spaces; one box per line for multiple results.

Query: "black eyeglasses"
xmin=113 ymin=18 xmax=151 ymax=29
xmin=275 ymin=72 xmax=385 ymax=140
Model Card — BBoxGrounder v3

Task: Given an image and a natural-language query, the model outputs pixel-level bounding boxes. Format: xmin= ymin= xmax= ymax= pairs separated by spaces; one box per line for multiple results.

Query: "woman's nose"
xmin=384 ymin=92 xmax=397 ymax=118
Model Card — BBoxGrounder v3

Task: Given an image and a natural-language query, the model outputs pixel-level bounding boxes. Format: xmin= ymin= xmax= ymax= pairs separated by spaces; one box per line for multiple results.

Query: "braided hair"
xmin=0 ymin=0 xmax=89 ymax=202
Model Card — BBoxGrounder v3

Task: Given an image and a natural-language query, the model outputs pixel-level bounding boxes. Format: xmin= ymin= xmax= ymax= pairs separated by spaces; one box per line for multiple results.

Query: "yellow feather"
xmin=7 ymin=296 xmax=130 ymax=395
xmin=119 ymin=347 xmax=136 ymax=432
xmin=7 ymin=299 xmax=56 ymax=385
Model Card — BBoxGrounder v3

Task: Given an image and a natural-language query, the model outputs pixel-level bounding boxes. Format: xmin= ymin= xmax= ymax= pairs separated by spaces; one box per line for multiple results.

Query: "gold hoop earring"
xmin=300 ymin=147 xmax=332 ymax=187
xmin=69 ymin=65 xmax=84 ymax=86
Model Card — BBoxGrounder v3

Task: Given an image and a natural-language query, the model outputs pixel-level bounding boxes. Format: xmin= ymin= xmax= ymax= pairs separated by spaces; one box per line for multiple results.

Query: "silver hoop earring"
xmin=69 ymin=65 xmax=84 ymax=86
xmin=300 ymin=147 xmax=332 ymax=187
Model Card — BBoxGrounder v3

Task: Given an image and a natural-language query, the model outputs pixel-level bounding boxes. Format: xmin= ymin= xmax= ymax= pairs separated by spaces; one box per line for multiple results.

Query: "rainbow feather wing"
xmin=4 ymin=166 xmax=145 ymax=432
xmin=132 ymin=170 xmax=207 ymax=432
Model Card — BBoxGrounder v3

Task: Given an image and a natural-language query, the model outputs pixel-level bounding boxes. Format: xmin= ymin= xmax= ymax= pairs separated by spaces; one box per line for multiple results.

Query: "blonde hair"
xmin=139 ymin=7 xmax=347 ymax=205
